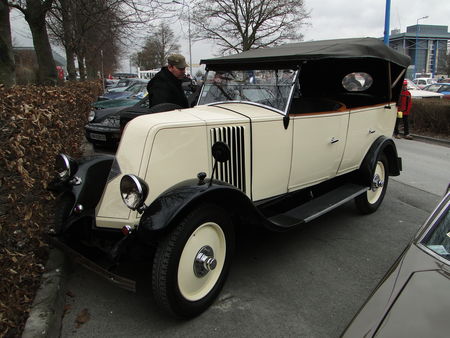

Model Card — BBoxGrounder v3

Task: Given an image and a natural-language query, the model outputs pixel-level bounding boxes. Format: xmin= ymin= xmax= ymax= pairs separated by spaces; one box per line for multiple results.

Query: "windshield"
xmin=198 ymin=69 xmax=297 ymax=112
xmin=127 ymin=82 xmax=147 ymax=94
xmin=421 ymin=203 xmax=450 ymax=261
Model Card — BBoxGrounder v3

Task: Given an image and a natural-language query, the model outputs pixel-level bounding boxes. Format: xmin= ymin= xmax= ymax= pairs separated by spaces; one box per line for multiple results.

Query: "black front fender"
xmin=137 ymin=179 xmax=261 ymax=240
xmin=52 ymin=154 xmax=114 ymax=219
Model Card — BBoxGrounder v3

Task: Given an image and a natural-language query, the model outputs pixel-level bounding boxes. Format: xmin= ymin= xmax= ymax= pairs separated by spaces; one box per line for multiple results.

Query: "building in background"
xmin=13 ymin=47 xmax=67 ymax=84
xmin=389 ymin=25 xmax=450 ymax=78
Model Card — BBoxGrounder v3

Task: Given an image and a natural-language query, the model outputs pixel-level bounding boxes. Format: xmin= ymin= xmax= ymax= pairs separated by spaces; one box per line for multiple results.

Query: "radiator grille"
xmin=210 ymin=126 xmax=246 ymax=192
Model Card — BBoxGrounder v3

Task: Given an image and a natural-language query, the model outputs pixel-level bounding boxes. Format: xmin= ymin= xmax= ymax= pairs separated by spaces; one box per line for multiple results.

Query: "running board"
xmin=268 ymin=184 xmax=368 ymax=228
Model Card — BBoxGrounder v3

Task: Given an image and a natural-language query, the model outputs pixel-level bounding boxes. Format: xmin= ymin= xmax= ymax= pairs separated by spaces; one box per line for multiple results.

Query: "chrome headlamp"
xmin=120 ymin=174 xmax=149 ymax=211
xmin=55 ymin=154 xmax=78 ymax=182
xmin=88 ymin=110 xmax=96 ymax=122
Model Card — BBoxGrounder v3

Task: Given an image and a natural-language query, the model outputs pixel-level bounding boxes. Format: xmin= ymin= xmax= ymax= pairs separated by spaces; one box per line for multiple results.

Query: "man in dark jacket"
xmin=147 ymin=54 xmax=189 ymax=109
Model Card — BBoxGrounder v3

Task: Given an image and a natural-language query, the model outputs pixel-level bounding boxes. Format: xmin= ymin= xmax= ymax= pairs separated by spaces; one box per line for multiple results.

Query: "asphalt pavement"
xmin=22 ymin=136 xmax=449 ymax=338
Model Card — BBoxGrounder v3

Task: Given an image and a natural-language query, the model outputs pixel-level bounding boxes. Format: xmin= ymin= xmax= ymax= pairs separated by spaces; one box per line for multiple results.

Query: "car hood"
xmin=374 ymin=269 xmax=449 ymax=337
xmin=342 ymin=244 xmax=449 ymax=337
xmin=100 ymin=90 xmax=133 ymax=100
xmin=92 ymin=106 xmax=125 ymax=122
xmin=93 ymin=98 xmax=139 ymax=109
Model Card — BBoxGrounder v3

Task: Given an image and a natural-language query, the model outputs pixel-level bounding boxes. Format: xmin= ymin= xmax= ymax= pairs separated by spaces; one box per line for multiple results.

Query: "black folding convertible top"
xmin=201 ymin=37 xmax=410 ymax=69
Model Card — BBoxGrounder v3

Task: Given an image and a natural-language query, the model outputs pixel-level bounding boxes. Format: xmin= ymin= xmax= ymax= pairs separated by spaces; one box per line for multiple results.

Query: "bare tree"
xmin=131 ymin=22 xmax=180 ymax=70
xmin=8 ymin=0 xmax=57 ymax=84
xmin=0 ymin=0 xmax=15 ymax=86
xmin=48 ymin=0 xmax=163 ymax=80
xmin=190 ymin=0 xmax=310 ymax=54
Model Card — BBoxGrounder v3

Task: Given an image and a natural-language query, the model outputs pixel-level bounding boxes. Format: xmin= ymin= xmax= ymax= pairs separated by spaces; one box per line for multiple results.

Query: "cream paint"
xmin=288 ymin=111 xmax=349 ymax=191
xmin=338 ymin=104 xmax=397 ymax=174
xmin=95 ymin=105 xmax=252 ymax=229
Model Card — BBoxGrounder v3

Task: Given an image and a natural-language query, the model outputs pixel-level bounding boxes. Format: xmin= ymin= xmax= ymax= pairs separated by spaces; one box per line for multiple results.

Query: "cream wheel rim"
xmin=367 ymin=160 xmax=385 ymax=204
xmin=177 ymin=222 xmax=226 ymax=301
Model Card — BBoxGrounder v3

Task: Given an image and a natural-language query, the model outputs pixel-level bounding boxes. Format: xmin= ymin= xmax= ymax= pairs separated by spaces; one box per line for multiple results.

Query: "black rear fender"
xmin=358 ymin=136 xmax=402 ymax=186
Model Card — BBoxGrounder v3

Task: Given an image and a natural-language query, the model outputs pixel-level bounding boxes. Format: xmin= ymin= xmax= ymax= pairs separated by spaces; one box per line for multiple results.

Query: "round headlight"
xmin=88 ymin=110 xmax=96 ymax=122
xmin=120 ymin=175 xmax=149 ymax=211
xmin=55 ymin=154 xmax=78 ymax=181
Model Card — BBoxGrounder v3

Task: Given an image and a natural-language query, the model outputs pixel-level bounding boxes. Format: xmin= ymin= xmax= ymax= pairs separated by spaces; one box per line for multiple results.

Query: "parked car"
xmin=85 ymin=97 xmax=157 ymax=149
xmin=104 ymin=79 xmax=119 ymax=89
xmin=98 ymin=80 xmax=148 ymax=101
xmin=342 ymin=186 xmax=450 ymax=338
xmin=413 ymin=77 xmax=435 ymax=89
xmin=50 ymin=37 xmax=408 ymax=318
xmin=405 ymin=79 xmax=443 ymax=99
xmin=422 ymin=82 xmax=450 ymax=99
xmin=92 ymin=97 xmax=142 ymax=110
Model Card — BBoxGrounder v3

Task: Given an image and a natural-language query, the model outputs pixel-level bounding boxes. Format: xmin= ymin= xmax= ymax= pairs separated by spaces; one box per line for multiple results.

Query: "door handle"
xmin=330 ymin=137 xmax=339 ymax=144
xmin=369 ymin=129 xmax=376 ymax=134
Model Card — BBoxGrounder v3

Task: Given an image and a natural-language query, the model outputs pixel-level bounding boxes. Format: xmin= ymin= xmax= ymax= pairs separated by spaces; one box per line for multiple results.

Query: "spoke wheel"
xmin=152 ymin=204 xmax=234 ymax=318
xmin=355 ymin=153 xmax=389 ymax=214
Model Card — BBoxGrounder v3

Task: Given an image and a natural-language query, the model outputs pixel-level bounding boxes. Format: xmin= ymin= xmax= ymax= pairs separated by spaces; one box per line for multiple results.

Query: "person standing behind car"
xmin=394 ymin=80 xmax=413 ymax=140
xmin=147 ymin=54 xmax=189 ymax=109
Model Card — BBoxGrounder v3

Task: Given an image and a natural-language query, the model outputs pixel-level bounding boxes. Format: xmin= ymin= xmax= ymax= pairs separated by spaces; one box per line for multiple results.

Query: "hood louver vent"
xmin=210 ymin=126 xmax=246 ymax=192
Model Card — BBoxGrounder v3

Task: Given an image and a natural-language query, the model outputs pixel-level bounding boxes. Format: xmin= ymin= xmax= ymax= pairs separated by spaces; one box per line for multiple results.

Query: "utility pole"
xmin=383 ymin=0 xmax=391 ymax=45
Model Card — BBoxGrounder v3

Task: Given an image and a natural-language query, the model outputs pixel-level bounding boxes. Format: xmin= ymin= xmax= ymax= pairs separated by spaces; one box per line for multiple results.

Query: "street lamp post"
xmin=414 ymin=15 xmax=429 ymax=79
xmin=173 ymin=0 xmax=193 ymax=75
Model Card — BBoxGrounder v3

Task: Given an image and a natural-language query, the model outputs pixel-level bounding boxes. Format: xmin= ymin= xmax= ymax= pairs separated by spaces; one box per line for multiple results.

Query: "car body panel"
xmin=289 ymin=111 xmax=349 ymax=189
xmin=96 ymin=106 xmax=251 ymax=228
xmin=342 ymin=191 xmax=450 ymax=337
xmin=339 ymin=104 xmax=397 ymax=174
xmin=375 ymin=270 xmax=449 ymax=337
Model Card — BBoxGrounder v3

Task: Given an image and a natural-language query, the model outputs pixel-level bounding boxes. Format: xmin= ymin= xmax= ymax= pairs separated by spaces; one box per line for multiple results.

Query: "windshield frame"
xmin=417 ymin=194 xmax=450 ymax=264
xmin=198 ymin=69 xmax=299 ymax=115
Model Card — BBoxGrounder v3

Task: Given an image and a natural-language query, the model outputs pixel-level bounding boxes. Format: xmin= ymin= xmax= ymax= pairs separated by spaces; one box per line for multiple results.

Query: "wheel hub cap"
xmin=194 ymin=246 xmax=217 ymax=278
xmin=371 ymin=174 xmax=384 ymax=191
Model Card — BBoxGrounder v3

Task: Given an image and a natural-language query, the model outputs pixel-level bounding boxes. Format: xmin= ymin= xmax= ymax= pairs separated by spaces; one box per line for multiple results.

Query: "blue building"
xmin=389 ymin=25 xmax=450 ymax=78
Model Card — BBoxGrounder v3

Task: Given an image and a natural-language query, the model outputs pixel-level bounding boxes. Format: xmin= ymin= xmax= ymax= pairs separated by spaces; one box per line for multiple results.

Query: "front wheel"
xmin=355 ymin=153 xmax=389 ymax=214
xmin=152 ymin=204 xmax=235 ymax=318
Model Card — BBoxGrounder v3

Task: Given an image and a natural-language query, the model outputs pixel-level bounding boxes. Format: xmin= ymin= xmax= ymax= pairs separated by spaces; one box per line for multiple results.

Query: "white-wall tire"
xmin=152 ymin=204 xmax=234 ymax=318
xmin=355 ymin=153 xmax=389 ymax=214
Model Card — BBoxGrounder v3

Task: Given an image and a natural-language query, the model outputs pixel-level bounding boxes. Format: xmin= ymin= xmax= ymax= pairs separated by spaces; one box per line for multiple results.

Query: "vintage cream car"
xmin=51 ymin=37 xmax=409 ymax=317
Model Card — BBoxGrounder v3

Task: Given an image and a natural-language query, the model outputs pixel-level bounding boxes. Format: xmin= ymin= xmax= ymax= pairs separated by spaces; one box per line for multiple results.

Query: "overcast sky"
xmin=10 ymin=0 xmax=450 ymax=73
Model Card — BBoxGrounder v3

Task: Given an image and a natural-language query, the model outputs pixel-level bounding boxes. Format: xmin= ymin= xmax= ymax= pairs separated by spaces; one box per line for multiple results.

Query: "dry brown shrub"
xmin=0 ymin=81 xmax=102 ymax=337
xmin=410 ymin=99 xmax=450 ymax=137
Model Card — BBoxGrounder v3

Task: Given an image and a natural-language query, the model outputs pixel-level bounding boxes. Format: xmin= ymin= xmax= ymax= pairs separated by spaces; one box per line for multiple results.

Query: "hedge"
xmin=410 ymin=98 xmax=450 ymax=136
xmin=0 ymin=81 xmax=102 ymax=337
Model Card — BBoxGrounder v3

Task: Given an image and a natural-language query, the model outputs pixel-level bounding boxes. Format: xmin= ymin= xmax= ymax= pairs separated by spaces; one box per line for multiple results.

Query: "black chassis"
xmin=50 ymin=136 xmax=401 ymax=290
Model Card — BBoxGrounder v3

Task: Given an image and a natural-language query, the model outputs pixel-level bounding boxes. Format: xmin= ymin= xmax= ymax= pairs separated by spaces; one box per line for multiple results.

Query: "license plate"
xmin=90 ymin=133 xmax=107 ymax=141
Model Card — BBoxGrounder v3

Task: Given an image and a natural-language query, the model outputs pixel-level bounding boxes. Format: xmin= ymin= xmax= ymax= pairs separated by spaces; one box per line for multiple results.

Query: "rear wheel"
xmin=152 ymin=204 xmax=234 ymax=318
xmin=355 ymin=153 xmax=389 ymax=214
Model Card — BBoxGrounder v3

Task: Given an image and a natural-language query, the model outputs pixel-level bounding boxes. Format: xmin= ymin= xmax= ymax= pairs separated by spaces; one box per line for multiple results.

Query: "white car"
xmin=413 ymin=77 xmax=435 ymax=89
xmin=405 ymin=79 xmax=443 ymax=99
xmin=50 ymin=37 xmax=408 ymax=318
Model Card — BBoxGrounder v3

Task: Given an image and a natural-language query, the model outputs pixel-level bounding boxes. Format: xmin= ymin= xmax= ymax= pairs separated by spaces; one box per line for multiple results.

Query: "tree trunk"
xmin=24 ymin=0 xmax=57 ymax=85
xmin=0 ymin=0 xmax=15 ymax=86
xmin=60 ymin=0 xmax=76 ymax=80
xmin=77 ymin=53 xmax=86 ymax=80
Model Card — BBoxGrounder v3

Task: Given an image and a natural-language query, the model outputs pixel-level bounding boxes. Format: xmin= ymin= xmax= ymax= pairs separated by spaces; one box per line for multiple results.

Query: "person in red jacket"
xmin=394 ymin=80 xmax=413 ymax=140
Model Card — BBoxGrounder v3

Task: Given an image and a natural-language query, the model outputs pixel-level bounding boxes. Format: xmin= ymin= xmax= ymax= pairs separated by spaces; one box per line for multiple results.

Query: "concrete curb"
xmin=22 ymin=249 xmax=68 ymax=338
xmin=410 ymin=134 xmax=450 ymax=146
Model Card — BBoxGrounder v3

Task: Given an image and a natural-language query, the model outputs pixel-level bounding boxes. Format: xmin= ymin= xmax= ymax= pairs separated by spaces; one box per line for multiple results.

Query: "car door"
xmin=288 ymin=110 xmax=349 ymax=191
xmin=338 ymin=104 xmax=396 ymax=175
